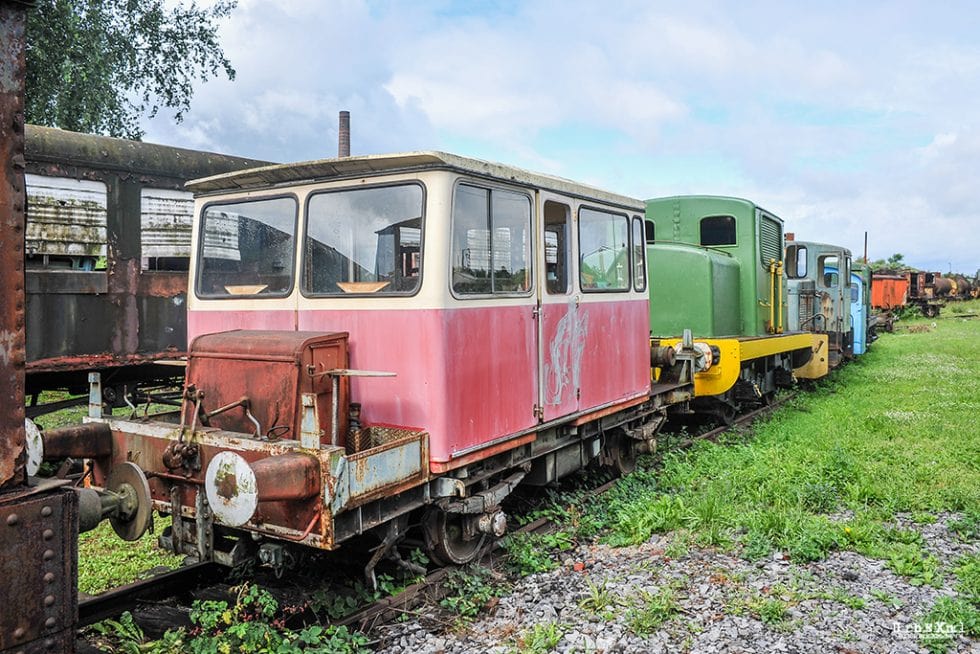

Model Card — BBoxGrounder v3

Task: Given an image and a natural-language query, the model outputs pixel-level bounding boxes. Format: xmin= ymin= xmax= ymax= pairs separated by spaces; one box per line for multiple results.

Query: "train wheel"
xmin=423 ymin=508 xmax=486 ymax=567
xmin=606 ymin=434 xmax=637 ymax=476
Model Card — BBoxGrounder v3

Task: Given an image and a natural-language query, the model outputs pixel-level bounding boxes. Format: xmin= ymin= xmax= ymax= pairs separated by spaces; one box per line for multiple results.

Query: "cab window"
xmin=451 ymin=184 xmax=532 ymax=295
xmin=786 ymin=244 xmax=808 ymax=278
xmin=700 ymin=215 xmax=736 ymax=246
xmin=632 ymin=216 xmax=646 ymax=292
xmin=544 ymin=200 xmax=570 ymax=295
xmin=197 ymin=196 xmax=297 ymax=297
xmin=579 ymin=207 xmax=629 ymax=292
xmin=305 ymin=184 xmax=423 ymax=295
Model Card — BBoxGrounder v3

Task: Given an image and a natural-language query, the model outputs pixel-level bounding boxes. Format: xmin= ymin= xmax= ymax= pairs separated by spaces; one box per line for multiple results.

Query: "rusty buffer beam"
xmin=0 ymin=0 xmax=30 ymax=490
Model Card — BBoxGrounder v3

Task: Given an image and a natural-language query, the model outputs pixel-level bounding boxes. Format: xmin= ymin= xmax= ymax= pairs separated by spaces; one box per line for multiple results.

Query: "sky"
xmin=143 ymin=0 xmax=980 ymax=274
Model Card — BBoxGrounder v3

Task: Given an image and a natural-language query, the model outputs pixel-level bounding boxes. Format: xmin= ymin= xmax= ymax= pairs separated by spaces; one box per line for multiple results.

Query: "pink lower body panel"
xmin=187 ymin=298 xmax=649 ymax=464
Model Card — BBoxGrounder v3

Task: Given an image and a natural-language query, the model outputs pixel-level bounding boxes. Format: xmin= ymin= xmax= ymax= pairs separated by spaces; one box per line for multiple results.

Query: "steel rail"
xmin=77 ymin=562 xmax=223 ymax=627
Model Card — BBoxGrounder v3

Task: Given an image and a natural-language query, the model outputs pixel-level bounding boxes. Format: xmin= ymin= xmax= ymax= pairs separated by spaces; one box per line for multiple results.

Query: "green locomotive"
xmin=645 ymin=196 xmax=823 ymax=417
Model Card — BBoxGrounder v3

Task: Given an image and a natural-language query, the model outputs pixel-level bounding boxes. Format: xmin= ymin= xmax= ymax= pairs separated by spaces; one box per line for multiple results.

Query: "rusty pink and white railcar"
xmin=73 ymin=152 xmax=695 ymax=573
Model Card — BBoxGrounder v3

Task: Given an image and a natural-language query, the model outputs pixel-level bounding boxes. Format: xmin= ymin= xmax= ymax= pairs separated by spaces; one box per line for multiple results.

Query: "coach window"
xmin=197 ymin=196 xmax=297 ymax=297
xmin=786 ymin=244 xmax=807 ymax=278
xmin=451 ymin=184 xmax=532 ymax=295
xmin=700 ymin=215 xmax=736 ymax=246
xmin=25 ymin=174 xmax=108 ymax=271
xmin=579 ymin=207 xmax=629 ymax=291
xmin=544 ymin=200 xmax=570 ymax=294
xmin=305 ymin=184 xmax=423 ymax=295
xmin=141 ymin=188 xmax=193 ymax=271
xmin=631 ymin=216 xmax=647 ymax=292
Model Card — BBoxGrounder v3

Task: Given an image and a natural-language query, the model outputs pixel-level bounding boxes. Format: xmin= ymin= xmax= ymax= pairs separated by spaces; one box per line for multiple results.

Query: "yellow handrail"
xmin=768 ymin=259 xmax=776 ymax=334
xmin=776 ymin=261 xmax=784 ymax=334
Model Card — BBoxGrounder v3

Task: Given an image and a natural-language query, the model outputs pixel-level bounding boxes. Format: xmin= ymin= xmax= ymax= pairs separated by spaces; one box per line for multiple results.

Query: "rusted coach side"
xmin=23 ymin=125 xmax=268 ymax=406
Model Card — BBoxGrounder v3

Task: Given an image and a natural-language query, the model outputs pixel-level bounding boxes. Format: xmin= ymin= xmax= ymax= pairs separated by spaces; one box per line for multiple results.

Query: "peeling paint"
xmin=545 ymin=299 xmax=588 ymax=406
xmin=0 ymin=330 xmax=16 ymax=366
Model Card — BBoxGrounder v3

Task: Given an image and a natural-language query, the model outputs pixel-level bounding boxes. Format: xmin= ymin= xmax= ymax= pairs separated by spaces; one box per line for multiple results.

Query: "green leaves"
xmin=26 ymin=0 xmax=237 ymax=139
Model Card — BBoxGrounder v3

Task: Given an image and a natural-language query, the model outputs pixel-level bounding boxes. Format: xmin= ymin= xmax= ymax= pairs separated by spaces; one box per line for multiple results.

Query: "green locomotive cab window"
xmin=632 ymin=216 xmax=646 ymax=292
xmin=197 ymin=196 xmax=297 ymax=297
xmin=305 ymin=183 xmax=423 ymax=295
xmin=700 ymin=215 xmax=736 ymax=246
xmin=579 ymin=207 xmax=629 ymax=292
xmin=645 ymin=219 xmax=655 ymax=244
xmin=786 ymin=244 xmax=807 ymax=278
xmin=451 ymin=184 xmax=532 ymax=296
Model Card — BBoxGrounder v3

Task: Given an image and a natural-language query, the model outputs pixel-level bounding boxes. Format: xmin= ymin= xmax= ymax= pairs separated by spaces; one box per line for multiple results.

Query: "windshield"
xmin=304 ymin=184 xmax=423 ymax=295
xmin=196 ymin=196 xmax=297 ymax=297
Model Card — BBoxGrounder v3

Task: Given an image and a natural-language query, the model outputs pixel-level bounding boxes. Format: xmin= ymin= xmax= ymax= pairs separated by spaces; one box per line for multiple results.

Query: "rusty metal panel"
xmin=0 ymin=485 xmax=78 ymax=652
xmin=331 ymin=430 xmax=428 ymax=513
xmin=137 ymin=291 xmax=187 ymax=354
xmin=92 ymin=422 xmax=334 ymax=548
xmin=25 ymin=270 xmax=107 ymax=294
xmin=186 ymin=330 xmax=348 ymax=445
xmin=25 ymin=173 xmax=107 ymax=261
xmin=141 ymin=187 xmax=193 ymax=260
xmin=0 ymin=0 xmax=29 ymax=488
xmin=26 ymin=291 xmax=115 ymax=362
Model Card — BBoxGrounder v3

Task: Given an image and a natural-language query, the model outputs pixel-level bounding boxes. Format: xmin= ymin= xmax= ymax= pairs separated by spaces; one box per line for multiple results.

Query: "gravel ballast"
xmin=374 ymin=514 xmax=977 ymax=653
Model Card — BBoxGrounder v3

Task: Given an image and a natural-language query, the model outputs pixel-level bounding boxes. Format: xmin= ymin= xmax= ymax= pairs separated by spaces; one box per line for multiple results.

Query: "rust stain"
xmin=138 ymin=271 xmax=187 ymax=297
xmin=0 ymin=2 xmax=29 ymax=489
xmin=26 ymin=350 xmax=182 ymax=372
xmin=214 ymin=460 xmax=239 ymax=500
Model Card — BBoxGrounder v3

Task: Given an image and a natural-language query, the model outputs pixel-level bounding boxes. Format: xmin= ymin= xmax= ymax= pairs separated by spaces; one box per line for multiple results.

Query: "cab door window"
xmin=544 ymin=200 xmax=570 ymax=295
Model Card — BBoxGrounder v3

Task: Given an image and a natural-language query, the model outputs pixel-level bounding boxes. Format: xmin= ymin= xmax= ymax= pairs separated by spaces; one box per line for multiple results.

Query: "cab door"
xmin=850 ymin=273 xmax=866 ymax=355
xmin=536 ymin=196 xmax=580 ymax=420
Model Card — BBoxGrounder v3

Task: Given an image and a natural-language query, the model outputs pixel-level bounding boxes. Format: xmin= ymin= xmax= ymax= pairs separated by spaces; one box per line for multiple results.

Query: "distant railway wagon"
xmin=785 ymin=238 xmax=853 ymax=367
xmin=23 ymin=125 xmax=267 ymax=413
xmin=644 ymin=196 xmax=819 ymax=420
xmin=870 ymin=270 xmax=944 ymax=317
xmin=906 ymin=271 xmax=945 ymax=317
xmin=870 ymin=272 xmax=909 ymax=310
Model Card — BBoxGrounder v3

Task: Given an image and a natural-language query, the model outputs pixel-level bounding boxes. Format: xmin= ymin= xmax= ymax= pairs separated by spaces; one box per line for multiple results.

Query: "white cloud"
xmin=139 ymin=0 xmax=980 ymax=272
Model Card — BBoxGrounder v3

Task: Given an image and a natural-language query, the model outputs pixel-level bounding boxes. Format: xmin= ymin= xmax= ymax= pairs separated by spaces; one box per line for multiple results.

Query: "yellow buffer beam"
xmin=657 ymin=333 xmax=818 ymax=397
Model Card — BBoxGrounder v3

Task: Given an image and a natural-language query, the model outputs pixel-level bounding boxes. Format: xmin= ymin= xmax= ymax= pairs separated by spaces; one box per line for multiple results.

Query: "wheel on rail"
xmin=604 ymin=433 xmax=638 ymax=477
xmin=422 ymin=508 xmax=486 ymax=567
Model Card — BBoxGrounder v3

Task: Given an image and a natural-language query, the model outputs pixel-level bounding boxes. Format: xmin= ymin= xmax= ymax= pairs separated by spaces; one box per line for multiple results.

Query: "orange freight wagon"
xmin=871 ymin=273 xmax=909 ymax=310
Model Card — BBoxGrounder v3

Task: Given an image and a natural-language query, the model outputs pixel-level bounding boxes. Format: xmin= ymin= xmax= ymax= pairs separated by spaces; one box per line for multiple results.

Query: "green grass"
xmin=78 ymin=517 xmax=183 ymax=595
xmin=511 ymin=622 xmax=563 ymax=654
xmin=625 ymin=584 xmax=681 ymax=635
xmin=608 ymin=301 xmax=980 ymax=567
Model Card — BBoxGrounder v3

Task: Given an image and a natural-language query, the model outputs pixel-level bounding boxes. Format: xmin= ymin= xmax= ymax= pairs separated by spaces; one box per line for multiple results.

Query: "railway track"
xmin=78 ymin=562 xmax=224 ymax=627
xmin=75 ymin=394 xmax=791 ymax=643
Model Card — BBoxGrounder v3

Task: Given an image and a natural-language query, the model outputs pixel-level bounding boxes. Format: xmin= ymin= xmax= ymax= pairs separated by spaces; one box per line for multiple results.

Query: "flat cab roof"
xmin=187 ymin=151 xmax=642 ymax=210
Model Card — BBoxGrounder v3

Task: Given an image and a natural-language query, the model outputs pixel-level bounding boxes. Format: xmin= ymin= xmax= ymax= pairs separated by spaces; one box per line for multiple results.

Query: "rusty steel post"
xmin=0 ymin=0 xmax=30 ymax=490
xmin=1 ymin=4 xmax=80 ymax=653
